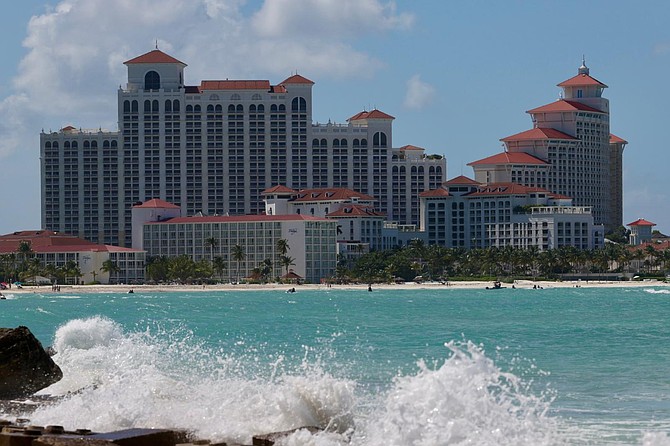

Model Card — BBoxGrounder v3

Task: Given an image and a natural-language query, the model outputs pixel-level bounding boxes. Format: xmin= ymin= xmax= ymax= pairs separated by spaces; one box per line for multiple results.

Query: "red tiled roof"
xmin=627 ymin=218 xmax=656 ymax=227
xmin=348 ymin=109 xmax=395 ymax=121
xmin=124 ymin=49 xmax=186 ymax=66
xmin=271 ymin=85 xmax=287 ymax=93
xmin=557 ymin=73 xmax=607 ymax=88
xmin=281 ymin=74 xmax=315 ymax=85
xmin=550 ymin=193 xmax=572 ymax=200
xmin=327 ymin=205 xmax=385 ymax=217
xmin=200 ymin=80 xmax=271 ymax=90
xmin=444 ymin=175 xmax=480 ymax=185
xmin=467 ymin=183 xmax=550 ymax=197
xmin=399 ymin=144 xmax=425 ymax=151
xmin=634 ymin=240 xmax=670 ymax=252
xmin=149 ymin=215 xmax=329 ymax=224
xmin=610 ymin=133 xmax=628 ymax=144
xmin=134 ymin=199 xmax=180 ymax=209
xmin=419 ymin=188 xmax=450 ymax=198
xmin=527 ymin=100 xmax=605 ymax=114
xmin=262 ymin=185 xmax=297 ymax=194
xmin=501 ymin=127 xmax=578 ymax=142
xmin=468 ymin=151 xmax=548 ymax=166
xmin=61 ymin=125 xmax=76 ymax=132
xmin=0 ymin=230 xmax=143 ymax=254
xmin=292 ymin=188 xmax=375 ymax=202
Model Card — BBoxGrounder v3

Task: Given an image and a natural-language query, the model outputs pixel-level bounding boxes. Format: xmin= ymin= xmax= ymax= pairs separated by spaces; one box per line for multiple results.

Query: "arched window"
xmin=71 ymin=141 xmax=78 ymax=149
xmin=214 ymin=104 xmax=221 ymax=113
xmin=144 ymin=100 xmax=151 ymax=113
xmin=279 ymin=104 xmax=286 ymax=112
xmin=333 ymin=139 xmax=340 ymax=148
xmin=144 ymin=71 xmax=160 ymax=90
xmin=250 ymin=105 xmax=256 ymax=113
xmin=312 ymin=139 xmax=320 ymax=147
xmin=353 ymin=139 xmax=360 ymax=147
xmin=257 ymin=104 xmax=264 ymax=112
xmin=165 ymin=100 xmax=172 ymax=113
xmin=228 ymin=104 xmax=235 ymax=113
xmin=123 ymin=101 xmax=130 ymax=113
xmin=292 ymin=97 xmax=307 ymax=112
xmin=209 ymin=94 xmax=220 ymax=101
xmin=207 ymin=104 xmax=214 ymax=113
xmin=230 ymin=93 xmax=241 ymax=101
xmin=361 ymin=138 xmax=368 ymax=147
xmin=320 ymin=138 xmax=327 ymax=147
xmin=271 ymin=104 xmax=277 ymax=112
xmin=91 ymin=141 xmax=97 ymax=149
xmin=173 ymin=100 xmax=180 ymax=112
xmin=83 ymin=141 xmax=90 ymax=149
xmin=52 ymin=142 xmax=58 ymax=149
xmin=373 ymin=132 xmax=387 ymax=148
xmin=340 ymin=139 xmax=348 ymax=147
xmin=252 ymin=93 xmax=262 ymax=100
xmin=186 ymin=105 xmax=193 ymax=113
xmin=194 ymin=105 xmax=201 ymax=113
xmin=103 ymin=141 xmax=110 ymax=149
xmin=45 ymin=142 xmax=51 ymax=149
xmin=111 ymin=140 xmax=117 ymax=148
xmin=236 ymin=104 xmax=243 ymax=113
xmin=152 ymin=100 xmax=159 ymax=113
xmin=131 ymin=101 xmax=138 ymax=113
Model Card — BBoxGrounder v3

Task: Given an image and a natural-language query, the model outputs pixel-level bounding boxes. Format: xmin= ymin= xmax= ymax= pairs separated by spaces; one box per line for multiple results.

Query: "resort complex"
xmin=27 ymin=49 xmax=635 ymax=283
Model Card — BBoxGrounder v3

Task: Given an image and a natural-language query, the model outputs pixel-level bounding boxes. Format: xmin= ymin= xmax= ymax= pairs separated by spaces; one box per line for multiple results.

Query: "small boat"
xmin=486 ymin=281 xmax=506 ymax=290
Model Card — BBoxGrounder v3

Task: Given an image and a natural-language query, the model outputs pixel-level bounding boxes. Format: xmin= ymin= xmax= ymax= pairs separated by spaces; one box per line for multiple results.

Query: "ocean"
xmin=1 ymin=285 xmax=670 ymax=445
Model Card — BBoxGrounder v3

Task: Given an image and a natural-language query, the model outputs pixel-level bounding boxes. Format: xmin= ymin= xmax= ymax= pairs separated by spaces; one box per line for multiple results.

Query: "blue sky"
xmin=0 ymin=0 xmax=668 ymax=235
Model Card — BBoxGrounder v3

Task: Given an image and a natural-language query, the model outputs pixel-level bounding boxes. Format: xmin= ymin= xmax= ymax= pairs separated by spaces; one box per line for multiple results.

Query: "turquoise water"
xmin=1 ymin=286 xmax=670 ymax=445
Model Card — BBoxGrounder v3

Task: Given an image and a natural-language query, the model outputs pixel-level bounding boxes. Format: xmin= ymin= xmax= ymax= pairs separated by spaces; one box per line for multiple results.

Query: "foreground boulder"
xmin=0 ymin=326 xmax=62 ymax=398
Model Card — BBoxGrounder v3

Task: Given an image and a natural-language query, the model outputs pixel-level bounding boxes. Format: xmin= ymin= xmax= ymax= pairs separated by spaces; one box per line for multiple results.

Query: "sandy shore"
xmin=3 ymin=278 xmax=668 ymax=295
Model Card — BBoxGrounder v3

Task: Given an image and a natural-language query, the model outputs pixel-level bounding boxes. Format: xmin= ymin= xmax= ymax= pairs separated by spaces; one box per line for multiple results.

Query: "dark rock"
xmin=253 ymin=426 xmax=322 ymax=446
xmin=0 ymin=326 xmax=63 ymax=399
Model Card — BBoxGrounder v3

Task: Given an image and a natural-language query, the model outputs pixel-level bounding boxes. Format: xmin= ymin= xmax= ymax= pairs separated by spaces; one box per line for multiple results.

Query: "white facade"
xmin=419 ymin=178 xmax=603 ymax=250
xmin=41 ymin=49 xmax=445 ymax=247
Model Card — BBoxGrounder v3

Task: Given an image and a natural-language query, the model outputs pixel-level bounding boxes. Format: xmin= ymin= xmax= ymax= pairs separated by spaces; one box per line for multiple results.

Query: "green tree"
xmin=232 ymin=244 xmax=246 ymax=283
xmin=146 ymin=256 xmax=170 ymax=283
xmin=279 ymin=255 xmax=296 ymax=278
xmin=205 ymin=237 xmax=219 ymax=260
xmin=101 ymin=259 xmax=121 ymax=284
xmin=169 ymin=255 xmax=196 ymax=283
xmin=212 ymin=256 xmax=227 ymax=282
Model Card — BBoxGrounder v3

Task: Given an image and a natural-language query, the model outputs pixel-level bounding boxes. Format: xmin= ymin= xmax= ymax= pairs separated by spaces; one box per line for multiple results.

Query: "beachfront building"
xmin=627 ymin=218 xmax=656 ymax=246
xmin=0 ymin=230 xmax=145 ymax=284
xmin=40 ymin=48 xmax=445 ymax=248
xmin=467 ymin=59 xmax=627 ymax=233
xmin=262 ymin=185 xmax=385 ymax=253
xmin=419 ymin=176 xmax=604 ymax=250
xmin=132 ymin=199 xmax=337 ymax=283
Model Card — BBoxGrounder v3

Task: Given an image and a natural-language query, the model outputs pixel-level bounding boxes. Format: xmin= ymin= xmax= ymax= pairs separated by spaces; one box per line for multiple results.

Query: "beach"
xmin=4 ymin=278 xmax=667 ymax=295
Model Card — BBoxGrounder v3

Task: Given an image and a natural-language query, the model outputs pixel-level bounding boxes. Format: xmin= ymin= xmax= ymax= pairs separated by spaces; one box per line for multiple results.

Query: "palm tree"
xmin=279 ymin=255 xmax=296 ymax=278
xmin=232 ymin=244 xmax=246 ymax=283
xmin=101 ymin=259 xmax=121 ymax=284
xmin=276 ymin=238 xmax=290 ymax=256
xmin=205 ymin=237 xmax=219 ymax=260
xmin=212 ymin=256 xmax=227 ymax=282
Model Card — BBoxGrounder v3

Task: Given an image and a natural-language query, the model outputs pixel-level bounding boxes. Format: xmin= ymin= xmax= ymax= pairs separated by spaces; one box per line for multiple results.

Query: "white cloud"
xmin=0 ymin=0 xmax=414 ymax=160
xmin=404 ymin=74 xmax=436 ymax=110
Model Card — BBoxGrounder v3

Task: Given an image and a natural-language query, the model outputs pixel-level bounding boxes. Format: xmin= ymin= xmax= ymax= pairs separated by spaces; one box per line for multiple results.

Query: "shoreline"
xmin=3 ymin=278 xmax=668 ymax=295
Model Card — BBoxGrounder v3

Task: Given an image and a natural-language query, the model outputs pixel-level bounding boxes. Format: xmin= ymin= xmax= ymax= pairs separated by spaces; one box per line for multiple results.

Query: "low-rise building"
xmin=419 ymin=176 xmax=603 ymax=250
xmin=133 ymin=200 xmax=337 ymax=283
xmin=0 ymin=230 xmax=145 ymax=284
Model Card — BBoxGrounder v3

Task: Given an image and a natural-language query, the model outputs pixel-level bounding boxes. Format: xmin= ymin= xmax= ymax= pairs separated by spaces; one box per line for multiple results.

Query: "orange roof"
xmin=468 ymin=151 xmax=548 ymax=166
xmin=200 ymin=80 xmax=271 ymax=90
xmin=134 ymin=199 xmax=180 ymax=209
xmin=262 ymin=185 xmax=297 ymax=194
xmin=292 ymin=188 xmax=375 ymax=202
xmin=348 ymin=109 xmax=395 ymax=121
xmin=327 ymin=205 xmax=385 ymax=217
xmin=124 ymin=49 xmax=186 ymax=66
xmin=419 ymin=188 xmax=450 ymax=198
xmin=527 ymin=100 xmax=605 ymax=114
xmin=627 ymin=218 xmax=656 ymax=227
xmin=281 ymin=74 xmax=315 ymax=85
xmin=550 ymin=193 xmax=572 ymax=200
xmin=399 ymin=144 xmax=425 ymax=151
xmin=557 ymin=73 xmax=607 ymax=88
xmin=501 ymin=127 xmax=577 ymax=142
xmin=467 ymin=183 xmax=550 ymax=197
xmin=149 ymin=215 xmax=329 ymax=225
xmin=444 ymin=175 xmax=480 ymax=186
xmin=0 ymin=230 xmax=142 ymax=254
xmin=610 ymin=133 xmax=628 ymax=144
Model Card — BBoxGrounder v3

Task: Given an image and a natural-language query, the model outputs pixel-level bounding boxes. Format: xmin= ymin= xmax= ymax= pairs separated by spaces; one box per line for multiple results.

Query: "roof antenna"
xmin=155 ymin=40 xmax=159 ymax=50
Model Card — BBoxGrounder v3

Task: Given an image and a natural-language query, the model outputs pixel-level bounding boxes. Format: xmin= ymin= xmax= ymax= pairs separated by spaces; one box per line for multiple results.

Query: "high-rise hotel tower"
xmin=468 ymin=60 xmax=627 ymax=232
xmin=40 ymin=49 xmax=445 ymax=246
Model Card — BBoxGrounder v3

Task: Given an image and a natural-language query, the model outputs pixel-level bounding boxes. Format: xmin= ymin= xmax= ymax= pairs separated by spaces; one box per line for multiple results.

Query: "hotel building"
xmin=468 ymin=60 xmax=626 ymax=233
xmin=133 ymin=199 xmax=337 ymax=283
xmin=419 ymin=176 xmax=603 ymax=250
xmin=40 ymin=49 xmax=445 ymax=247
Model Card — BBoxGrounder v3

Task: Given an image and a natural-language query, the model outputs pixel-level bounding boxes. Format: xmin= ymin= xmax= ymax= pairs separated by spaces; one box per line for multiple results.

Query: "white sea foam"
xmin=643 ymin=288 xmax=670 ymax=294
xmin=21 ymin=316 xmax=638 ymax=445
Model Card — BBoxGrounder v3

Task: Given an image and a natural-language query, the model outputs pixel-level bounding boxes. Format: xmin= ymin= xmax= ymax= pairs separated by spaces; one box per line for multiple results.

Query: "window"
xmin=144 ymin=71 xmax=160 ymax=90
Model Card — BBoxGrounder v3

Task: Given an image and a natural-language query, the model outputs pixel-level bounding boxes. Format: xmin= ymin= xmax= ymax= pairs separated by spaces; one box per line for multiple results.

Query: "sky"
xmin=0 ymin=0 xmax=669 ymax=235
